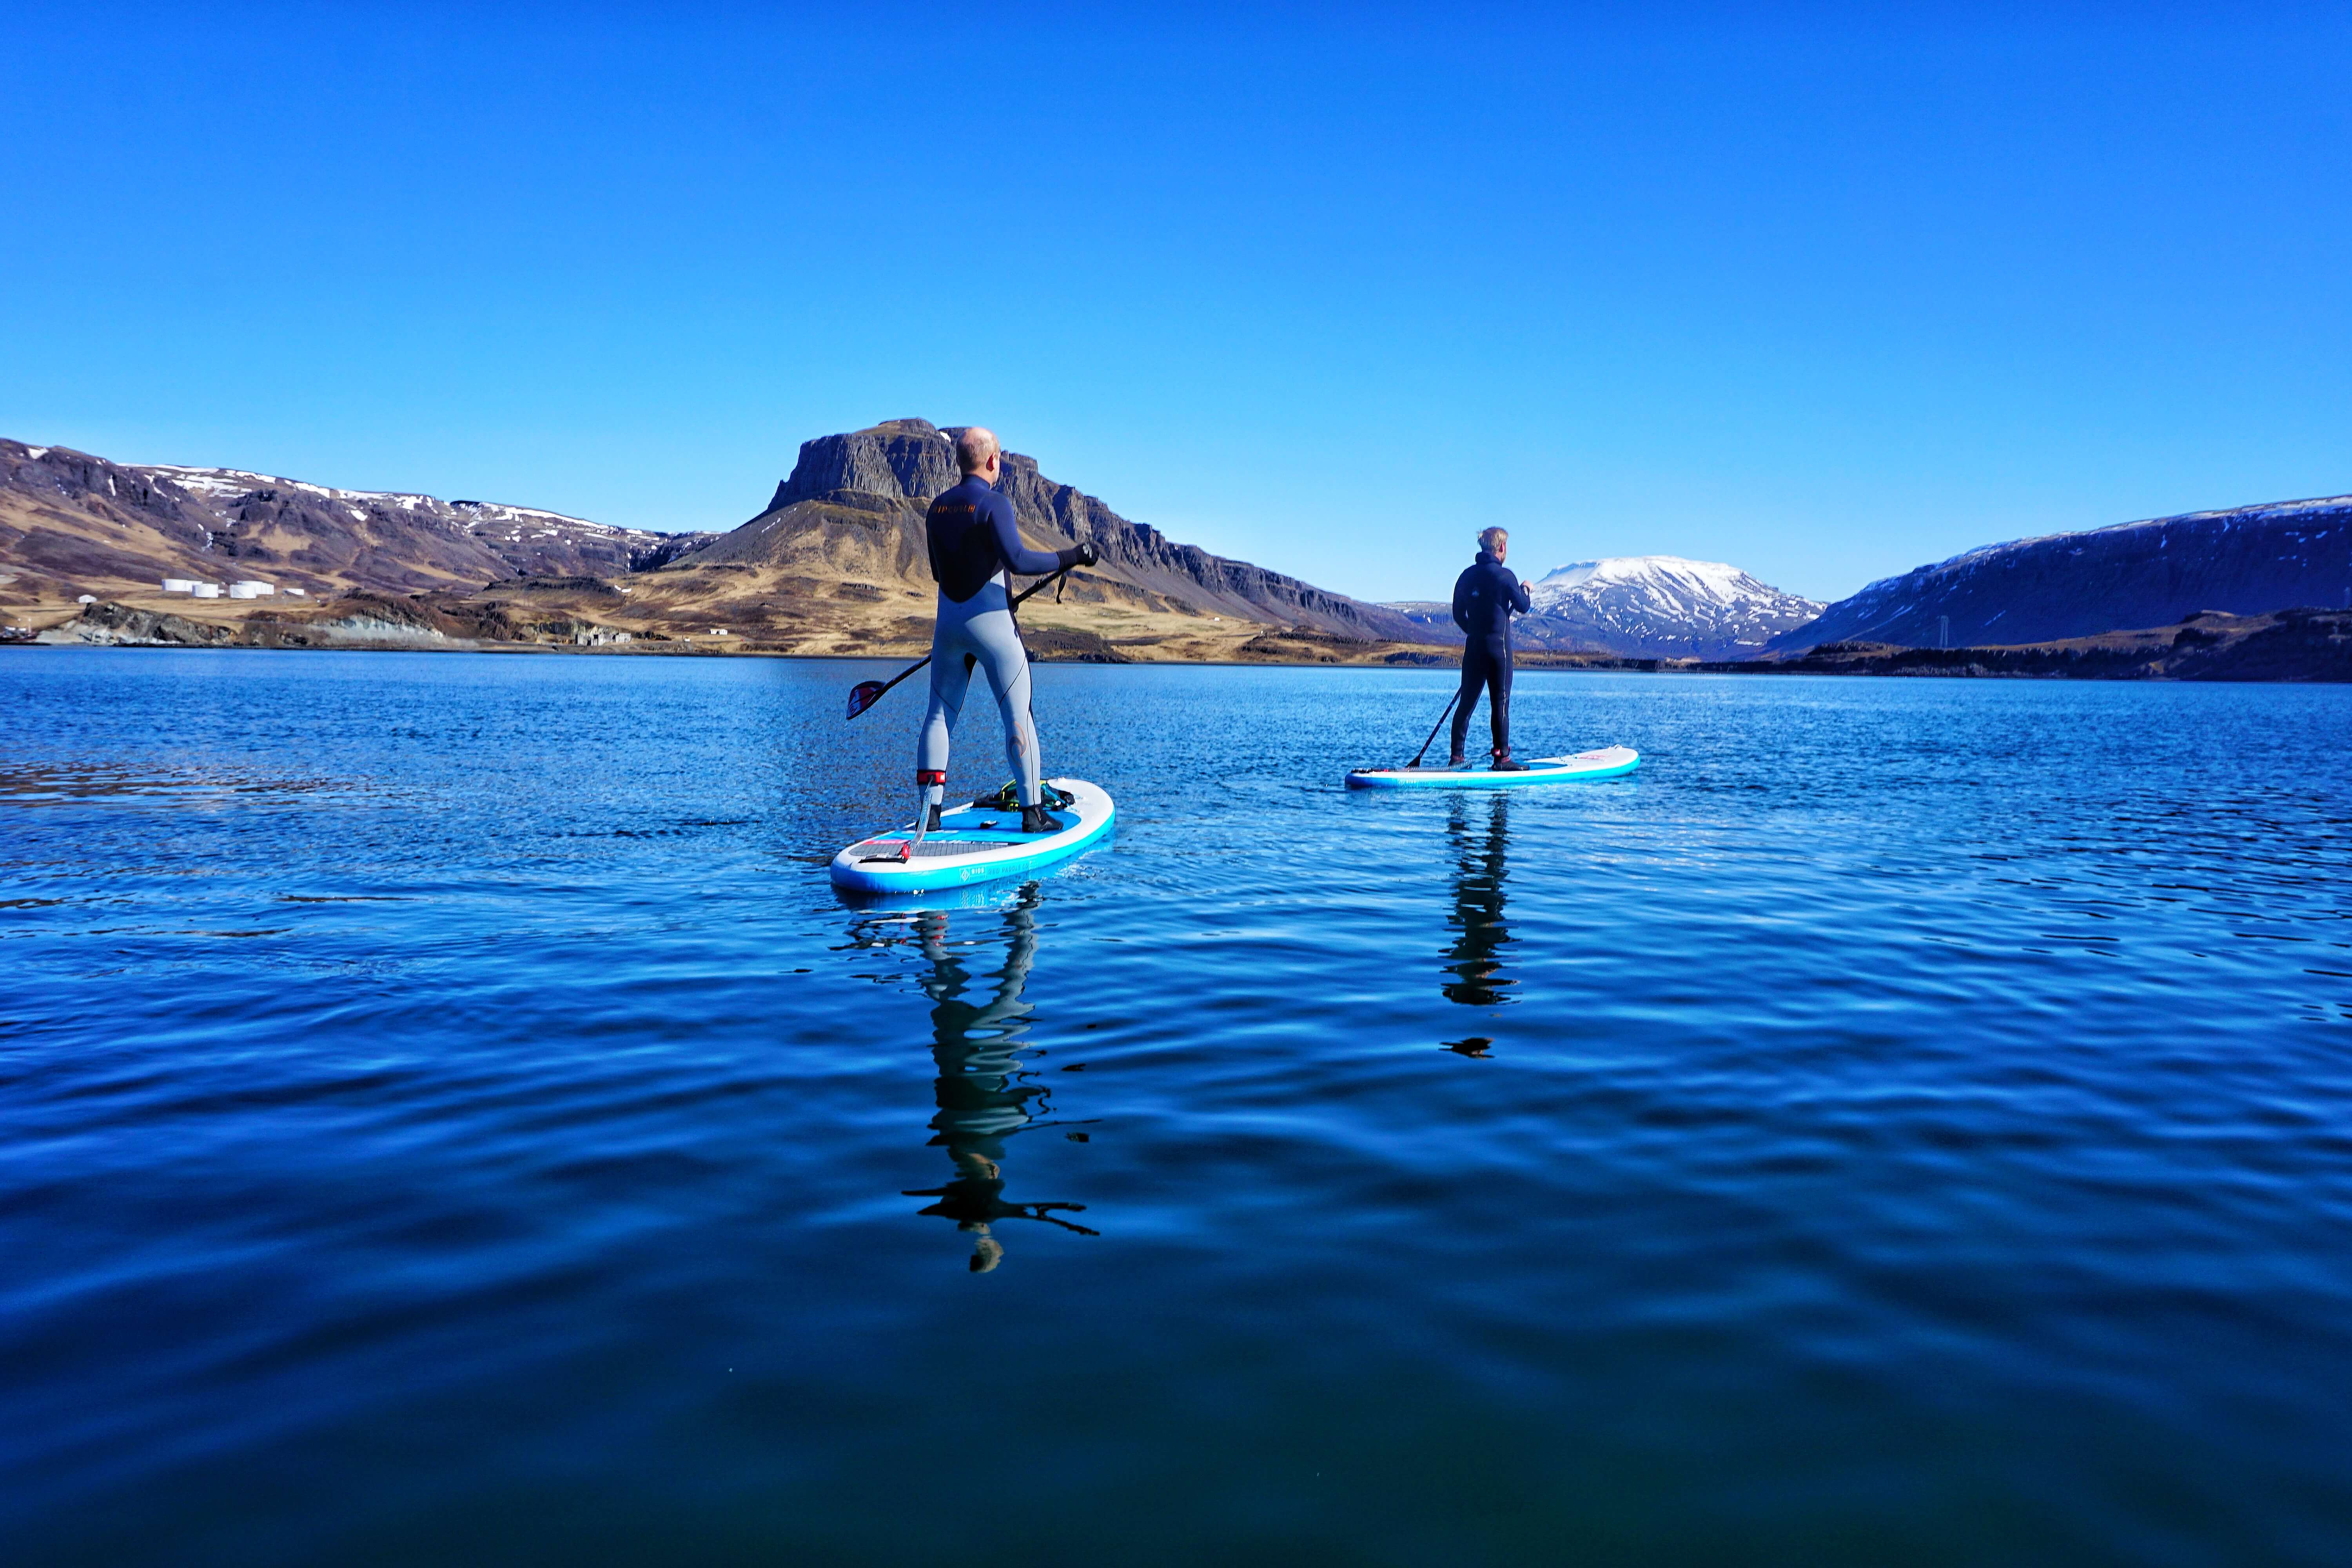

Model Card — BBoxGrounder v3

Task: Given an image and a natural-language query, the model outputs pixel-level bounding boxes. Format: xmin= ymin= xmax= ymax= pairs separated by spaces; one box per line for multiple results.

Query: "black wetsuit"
xmin=926 ymin=475 xmax=1068 ymax=601
xmin=1450 ymin=549 xmax=1531 ymax=760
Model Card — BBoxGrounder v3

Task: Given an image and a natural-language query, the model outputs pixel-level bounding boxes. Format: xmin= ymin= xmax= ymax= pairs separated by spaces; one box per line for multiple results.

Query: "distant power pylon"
xmin=1938 ymin=614 xmax=1950 ymax=650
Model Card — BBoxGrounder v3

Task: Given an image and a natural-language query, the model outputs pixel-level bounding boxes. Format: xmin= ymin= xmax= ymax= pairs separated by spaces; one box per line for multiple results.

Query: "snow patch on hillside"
xmin=132 ymin=464 xmax=664 ymax=552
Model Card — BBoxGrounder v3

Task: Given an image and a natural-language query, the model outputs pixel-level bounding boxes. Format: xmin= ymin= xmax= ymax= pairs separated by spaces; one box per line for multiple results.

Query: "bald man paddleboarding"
xmin=916 ymin=428 xmax=1098 ymax=834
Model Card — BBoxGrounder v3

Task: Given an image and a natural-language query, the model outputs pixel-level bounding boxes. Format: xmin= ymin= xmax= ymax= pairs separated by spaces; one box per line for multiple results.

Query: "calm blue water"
xmin=3 ymin=648 xmax=2349 ymax=1565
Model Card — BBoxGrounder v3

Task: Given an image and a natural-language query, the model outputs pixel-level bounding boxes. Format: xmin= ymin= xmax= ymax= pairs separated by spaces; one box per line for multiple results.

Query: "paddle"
xmin=845 ymin=565 xmax=1081 ymax=720
xmin=1406 ymin=689 xmax=1463 ymax=768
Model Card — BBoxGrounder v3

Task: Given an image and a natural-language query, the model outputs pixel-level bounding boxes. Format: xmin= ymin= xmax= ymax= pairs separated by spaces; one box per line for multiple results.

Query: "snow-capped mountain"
xmin=1522 ymin=555 xmax=1825 ymax=659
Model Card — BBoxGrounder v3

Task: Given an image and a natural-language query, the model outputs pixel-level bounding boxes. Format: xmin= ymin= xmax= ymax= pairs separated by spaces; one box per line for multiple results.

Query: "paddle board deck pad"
xmin=830 ymin=778 xmax=1114 ymax=894
xmin=1346 ymin=746 xmax=1640 ymax=789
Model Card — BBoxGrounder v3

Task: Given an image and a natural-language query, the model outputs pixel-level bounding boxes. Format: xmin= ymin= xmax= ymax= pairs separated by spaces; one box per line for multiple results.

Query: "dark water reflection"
xmin=849 ymin=891 xmax=1097 ymax=1271
xmin=1443 ymin=793 xmax=1515 ymax=1017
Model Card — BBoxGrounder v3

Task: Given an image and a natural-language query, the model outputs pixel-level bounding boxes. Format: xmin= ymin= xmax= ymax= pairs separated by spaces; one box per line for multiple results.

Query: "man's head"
xmin=955 ymin=426 xmax=1002 ymax=481
xmin=1479 ymin=526 xmax=1509 ymax=563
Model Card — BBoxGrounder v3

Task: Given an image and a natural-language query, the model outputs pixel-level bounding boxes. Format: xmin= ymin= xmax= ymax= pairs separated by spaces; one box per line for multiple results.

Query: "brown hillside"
xmin=0 ymin=437 xmax=706 ymax=624
xmin=2 ymin=425 xmax=1444 ymax=662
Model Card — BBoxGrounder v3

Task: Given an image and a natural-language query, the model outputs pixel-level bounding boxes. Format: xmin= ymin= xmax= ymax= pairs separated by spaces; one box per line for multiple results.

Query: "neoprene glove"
xmin=1058 ymin=541 xmax=1100 ymax=569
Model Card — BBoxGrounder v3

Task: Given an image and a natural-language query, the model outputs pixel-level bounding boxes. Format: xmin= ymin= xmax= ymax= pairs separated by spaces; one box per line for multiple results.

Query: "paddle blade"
xmin=846 ymin=680 xmax=888 ymax=720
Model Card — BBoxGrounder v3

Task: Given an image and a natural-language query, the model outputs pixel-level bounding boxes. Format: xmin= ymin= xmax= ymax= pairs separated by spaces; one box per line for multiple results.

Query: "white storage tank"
xmin=162 ymin=578 xmax=198 ymax=593
xmin=230 ymin=581 xmax=274 ymax=596
xmin=284 ymin=587 xmax=307 ymax=597
xmin=191 ymin=583 xmax=221 ymax=599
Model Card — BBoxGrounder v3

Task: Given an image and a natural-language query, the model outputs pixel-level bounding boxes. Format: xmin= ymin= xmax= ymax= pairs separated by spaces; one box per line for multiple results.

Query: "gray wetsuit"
xmin=916 ymin=474 xmax=1085 ymax=812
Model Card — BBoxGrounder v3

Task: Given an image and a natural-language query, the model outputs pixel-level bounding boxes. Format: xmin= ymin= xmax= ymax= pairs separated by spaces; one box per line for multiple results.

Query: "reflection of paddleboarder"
xmin=1443 ymin=793 xmax=1515 ymax=1011
xmin=1448 ymin=526 xmax=1532 ymax=771
xmin=887 ymin=889 xmax=1095 ymax=1272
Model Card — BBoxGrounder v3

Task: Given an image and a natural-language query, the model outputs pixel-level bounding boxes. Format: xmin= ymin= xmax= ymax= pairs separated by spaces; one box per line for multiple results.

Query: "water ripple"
xmin=0 ymin=651 xmax=2347 ymax=1565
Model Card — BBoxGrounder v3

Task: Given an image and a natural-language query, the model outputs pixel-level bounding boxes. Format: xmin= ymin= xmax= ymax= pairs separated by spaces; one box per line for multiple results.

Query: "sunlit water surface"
xmin=3 ymin=649 xmax=2349 ymax=1566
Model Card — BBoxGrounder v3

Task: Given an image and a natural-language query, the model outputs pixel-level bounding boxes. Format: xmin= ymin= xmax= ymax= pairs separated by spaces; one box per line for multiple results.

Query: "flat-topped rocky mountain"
xmin=1773 ymin=495 xmax=2352 ymax=653
xmin=682 ymin=418 xmax=1424 ymax=642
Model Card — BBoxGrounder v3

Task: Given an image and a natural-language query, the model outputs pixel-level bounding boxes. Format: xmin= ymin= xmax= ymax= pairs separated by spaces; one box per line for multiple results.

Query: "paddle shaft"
xmin=1408 ymin=688 xmax=1463 ymax=767
xmin=849 ymin=564 xmax=1080 ymax=719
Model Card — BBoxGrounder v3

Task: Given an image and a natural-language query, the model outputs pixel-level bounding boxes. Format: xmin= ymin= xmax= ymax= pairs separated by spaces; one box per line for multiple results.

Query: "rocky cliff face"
xmin=764 ymin=420 xmax=962 ymax=510
xmin=1772 ymin=496 xmax=2352 ymax=653
xmin=694 ymin=418 xmax=1430 ymax=641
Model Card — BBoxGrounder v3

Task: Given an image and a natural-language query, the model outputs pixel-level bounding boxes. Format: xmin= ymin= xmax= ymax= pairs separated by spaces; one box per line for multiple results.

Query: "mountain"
xmin=670 ymin=418 xmax=1428 ymax=642
xmin=1725 ymin=607 xmax=2352 ymax=683
xmin=1525 ymin=557 xmax=1825 ymax=659
xmin=1383 ymin=555 xmax=1823 ymax=659
xmin=1770 ymin=495 xmax=2352 ymax=653
xmin=0 ymin=438 xmax=711 ymax=604
xmin=4 ymin=425 xmax=1448 ymax=663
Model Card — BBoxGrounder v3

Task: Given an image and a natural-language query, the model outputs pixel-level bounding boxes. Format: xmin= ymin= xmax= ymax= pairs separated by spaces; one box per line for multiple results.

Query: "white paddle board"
xmin=1347 ymin=746 xmax=1640 ymax=789
xmin=830 ymin=778 xmax=1116 ymax=894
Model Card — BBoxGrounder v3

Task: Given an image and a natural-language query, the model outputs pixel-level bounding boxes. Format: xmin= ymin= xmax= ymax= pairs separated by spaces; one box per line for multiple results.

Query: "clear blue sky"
xmin=6 ymin=3 xmax=2348 ymax=604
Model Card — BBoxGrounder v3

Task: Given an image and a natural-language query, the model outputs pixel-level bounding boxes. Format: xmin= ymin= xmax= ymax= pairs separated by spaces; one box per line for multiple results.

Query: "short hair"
xmin=955 ymin=426 xmax=999 ymax=474
xmin=1479 ymin=526 xmax=1508 ymax=551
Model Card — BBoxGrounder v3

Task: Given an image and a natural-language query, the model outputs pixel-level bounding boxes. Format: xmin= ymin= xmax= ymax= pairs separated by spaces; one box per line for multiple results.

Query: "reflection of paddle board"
xmin=1346 ymin=746 xmax=1641 ymax=790
xmin=830 ymin=778 xmax=1115 ymax=894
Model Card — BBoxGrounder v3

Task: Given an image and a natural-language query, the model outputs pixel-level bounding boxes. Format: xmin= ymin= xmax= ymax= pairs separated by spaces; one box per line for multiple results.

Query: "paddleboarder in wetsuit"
xmin=1449 ymin=526 xmax=1532 ymax=769
xmin=917 ymin=427 xmax=1097 ymax=835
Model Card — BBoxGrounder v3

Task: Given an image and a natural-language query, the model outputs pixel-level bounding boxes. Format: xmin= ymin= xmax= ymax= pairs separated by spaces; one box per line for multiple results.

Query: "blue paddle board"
xmin=1347 ymin=746 xmax=1640 ymax=789
xmin=830 ymin=778 xmax=1115 ymax=895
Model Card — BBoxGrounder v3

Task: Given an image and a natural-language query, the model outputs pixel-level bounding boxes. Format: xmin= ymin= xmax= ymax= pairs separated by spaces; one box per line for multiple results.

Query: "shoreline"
xmin=10 ymin=630 xmax=2347 ymax=684
xmin=8 ymin=601 xmax=2345 ymax=683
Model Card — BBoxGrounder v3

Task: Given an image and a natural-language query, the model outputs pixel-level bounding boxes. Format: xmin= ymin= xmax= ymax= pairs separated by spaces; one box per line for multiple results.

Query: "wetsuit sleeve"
xmin=1504 ymin=567 xmax=1530 ymax=615
xmin=985 ymin=492 xmax=1063 ymax=577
